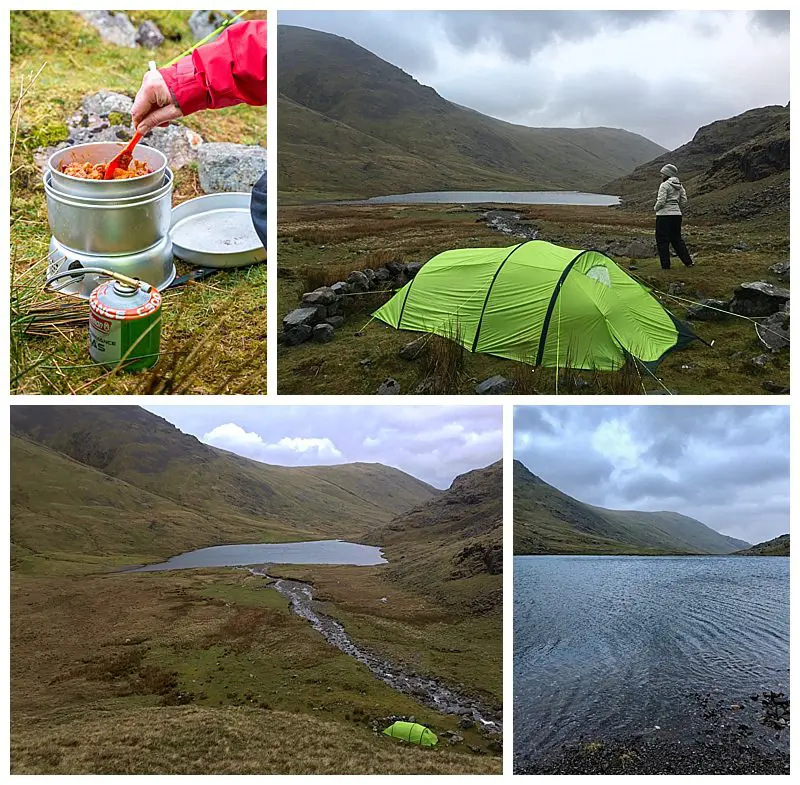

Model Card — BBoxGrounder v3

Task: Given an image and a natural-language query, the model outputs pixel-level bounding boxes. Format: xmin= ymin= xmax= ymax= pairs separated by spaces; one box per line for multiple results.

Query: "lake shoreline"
xmin=514 ymin=689 xmax=789 ymax=775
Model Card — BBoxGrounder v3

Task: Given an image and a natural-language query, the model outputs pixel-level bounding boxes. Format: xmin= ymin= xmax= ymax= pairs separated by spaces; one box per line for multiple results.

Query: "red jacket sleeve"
xmin=160 ymin=20 xmax=266 ymax=116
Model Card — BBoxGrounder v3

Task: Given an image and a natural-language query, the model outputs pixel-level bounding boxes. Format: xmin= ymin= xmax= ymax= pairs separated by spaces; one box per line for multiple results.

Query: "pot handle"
xmin=45 ymin=267 xmax=154 ymax=293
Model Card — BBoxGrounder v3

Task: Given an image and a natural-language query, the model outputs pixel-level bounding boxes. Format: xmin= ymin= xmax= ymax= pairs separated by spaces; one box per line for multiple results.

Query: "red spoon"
xmin=103 ymin=61 xmax=156 ymax=180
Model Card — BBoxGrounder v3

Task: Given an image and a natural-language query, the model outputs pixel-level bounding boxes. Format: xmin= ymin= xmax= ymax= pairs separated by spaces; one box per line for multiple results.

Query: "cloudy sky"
xmin=145 ymin=405 xmax=502 ymax=489
xmin=514 ymin=405 xmax=789 ymax=543
xmin=280 ymin=10 xmax=789 ymax=149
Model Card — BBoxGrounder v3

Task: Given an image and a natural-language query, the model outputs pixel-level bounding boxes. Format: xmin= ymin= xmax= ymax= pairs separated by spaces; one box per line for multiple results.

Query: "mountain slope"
xmin=367 ymin=460 xmax=502 ymax=613
xmin=736 ymin=534 xmax=789 ymax=556
xmin=604 ymin=104 xmax=789 ymax=219
xmin=278 ymin=25 xmax=665 ymax=199
xmin=11 ymin=406 xmax=437 ymax=569
xmin=514 ymin=460 xmax=749 ymax=555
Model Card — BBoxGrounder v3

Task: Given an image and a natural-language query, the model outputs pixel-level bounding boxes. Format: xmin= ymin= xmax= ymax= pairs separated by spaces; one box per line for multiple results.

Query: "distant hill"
xmin=604 ymin=104 xmax=789 ymax=220
xmin=11 ymin=406 xmax=437 ymax=570
xmin=514 ymin=460 xmax=749 ymax=555
xmin=736 ymin=533 xmax=789 ymax=556
xmin=368 ymin=461 xmax=502 ymax=613
xmin=278 ymin=25 xmax=666 ymax=200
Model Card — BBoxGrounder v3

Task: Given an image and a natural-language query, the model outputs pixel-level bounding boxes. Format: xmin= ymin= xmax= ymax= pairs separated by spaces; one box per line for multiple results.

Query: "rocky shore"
xmin=515 ymin=690 xmax=789 ymax=775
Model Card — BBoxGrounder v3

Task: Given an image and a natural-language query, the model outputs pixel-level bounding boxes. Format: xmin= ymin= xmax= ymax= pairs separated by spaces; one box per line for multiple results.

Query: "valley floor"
xmin=277 ymin=203 xmax=788 ymax=395
xmin=11 ymin=563 xmax=501 ymax=775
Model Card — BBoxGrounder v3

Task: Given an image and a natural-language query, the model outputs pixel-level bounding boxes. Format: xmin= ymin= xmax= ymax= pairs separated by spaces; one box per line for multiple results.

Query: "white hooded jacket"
xmin=654 ymin=176 xmax=688 ymax=216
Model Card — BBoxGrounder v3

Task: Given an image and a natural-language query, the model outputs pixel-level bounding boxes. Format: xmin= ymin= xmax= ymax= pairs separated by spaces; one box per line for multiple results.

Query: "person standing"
xmin=654 ymin=163 xmax=694 ymax=269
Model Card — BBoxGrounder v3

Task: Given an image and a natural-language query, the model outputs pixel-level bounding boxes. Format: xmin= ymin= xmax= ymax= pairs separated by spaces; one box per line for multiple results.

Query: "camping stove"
xmin=44 ymin=142 xmax=176 ymax=299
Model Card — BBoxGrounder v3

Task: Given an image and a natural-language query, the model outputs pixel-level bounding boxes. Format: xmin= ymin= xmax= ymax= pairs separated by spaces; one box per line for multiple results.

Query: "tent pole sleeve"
xmin=396 ymin=275 xmax=419 ymax=328
xmin=471 ymin=241 xmax=531 ymax=352
xmin=535 ymin=250 xmax=588 ymax=367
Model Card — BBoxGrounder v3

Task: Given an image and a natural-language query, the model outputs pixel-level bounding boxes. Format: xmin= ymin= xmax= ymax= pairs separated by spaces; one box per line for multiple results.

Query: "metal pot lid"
xmin=169 ymin=192 xmax=267 ymax=269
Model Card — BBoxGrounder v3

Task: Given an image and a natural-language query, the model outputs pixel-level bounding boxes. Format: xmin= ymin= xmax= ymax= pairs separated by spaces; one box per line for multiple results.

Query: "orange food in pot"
xmin=61 ymin=159 xmax=152 ymax=180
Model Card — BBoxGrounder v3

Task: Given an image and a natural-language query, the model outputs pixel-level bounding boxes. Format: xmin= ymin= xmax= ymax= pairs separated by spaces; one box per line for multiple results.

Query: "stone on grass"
xmin=312 ymin=323 xmax=334 ymax=343
xmin=325 ymin=315 xmax=345 ymax=329
xmin=136 ymin=20 xmax=165 ymax=48
xmin=79 ymin=11 xmax=138 ymax=48
xmin=331 ymin=281 xmax=350 ymax=296
xmin=475 ymin=375 xmax=511 ymax=395
xmin=347 ymin=270 xmax=370 ymax=292
xmin=301 ymin=287 xmax=338 ymax=307
xmin=283 ymin=306 xmax=322 ymax=330
xmin=399 ymin=337 xmax=426 ymax=361
xmin=405 ymin=261 xmax=424 ymax=277
xmin=189 ymin=10 xmax=240 ymax=40
xmin=373 ymin=268 xmax=391 ymax=282
xmin=197 ymin=142 xmax=267 ymax=193
xmin=143 ymin=125 xmax=202 ymax=170
xmin=769 ymin=261 xmax=789 ymax=282
xmin=729 ymin=282 xmax=790 ymax=317
xmin=377 ymin=378 xmax=400 ymax=395
xmin=82 ymin=91 xmax=134 ymax=117
xmin=756 ymin=310 xmax=789 ymax=352
xmin=685 ymin=298 xmax=731 ymax=322
xmin=282 ymin=324 xmax=311 ymax=346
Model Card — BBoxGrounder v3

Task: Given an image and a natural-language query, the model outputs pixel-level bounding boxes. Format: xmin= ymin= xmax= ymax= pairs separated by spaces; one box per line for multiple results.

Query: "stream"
xmin=249 ymin=569 xmax=501 ymax=730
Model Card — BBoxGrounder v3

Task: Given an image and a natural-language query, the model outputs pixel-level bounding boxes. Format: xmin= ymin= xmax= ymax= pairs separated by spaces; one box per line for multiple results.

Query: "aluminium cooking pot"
xmin=48 ymin=142 xmax=167 ymax=198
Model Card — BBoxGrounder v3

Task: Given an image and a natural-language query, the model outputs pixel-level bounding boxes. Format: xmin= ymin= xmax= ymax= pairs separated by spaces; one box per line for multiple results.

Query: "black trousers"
xmin=250 ymin=171 xmax=267 ymax=250
xmin=655 ymin=215 xmax=693 ymax=269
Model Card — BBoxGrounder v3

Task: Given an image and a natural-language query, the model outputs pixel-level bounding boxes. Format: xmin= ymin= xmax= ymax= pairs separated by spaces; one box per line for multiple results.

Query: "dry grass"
xmin=11 ymin=705 xmax=502 ymax=775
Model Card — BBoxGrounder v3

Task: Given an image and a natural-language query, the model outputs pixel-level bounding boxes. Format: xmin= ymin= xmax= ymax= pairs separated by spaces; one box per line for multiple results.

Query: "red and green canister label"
xmin=89 ymin=281 xmax=162 ymax=371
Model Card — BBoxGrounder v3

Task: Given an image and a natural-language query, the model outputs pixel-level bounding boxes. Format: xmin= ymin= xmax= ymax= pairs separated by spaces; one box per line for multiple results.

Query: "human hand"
xmin=131 ymin=68 xmax=183 ymax=136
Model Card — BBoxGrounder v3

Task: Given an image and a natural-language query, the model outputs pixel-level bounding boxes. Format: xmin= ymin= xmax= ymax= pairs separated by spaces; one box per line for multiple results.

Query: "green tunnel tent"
xmin=372 ymin=240 xmax=702 ymax=371
xmin=382 ymin=721 xmax=439 ymax=747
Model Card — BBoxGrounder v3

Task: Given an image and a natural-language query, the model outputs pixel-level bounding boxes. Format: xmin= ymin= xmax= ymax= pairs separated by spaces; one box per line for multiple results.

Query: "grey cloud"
xmin=750 ymin=10 xmax=790 ymax=34
xmin=514 ymin=405 xmax=789 ymax=543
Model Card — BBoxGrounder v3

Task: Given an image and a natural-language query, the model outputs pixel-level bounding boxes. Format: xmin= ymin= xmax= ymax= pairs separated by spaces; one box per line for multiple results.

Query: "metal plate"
xmin=169 ymin=192 xmax=266 ymax=269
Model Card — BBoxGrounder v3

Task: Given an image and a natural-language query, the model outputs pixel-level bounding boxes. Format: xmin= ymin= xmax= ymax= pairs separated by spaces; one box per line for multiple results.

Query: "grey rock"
xmin=302 ymin=287 xmax=338 ymax=307
xmin=325 ymin=301 xmax=342 ymax=317
xmin=362 ymin=268 xmax=375 ymax=282
xmin=143 ymin=124 xmax=202 ymax=170
xmin=667 ymin=282 xmax=684 ymax=295
xmin=68 ymin=123 xmax=132 ymax=145
xmin=331 ymin=281 xmax=350 ymax=296
xmin=386 ymin=260 xmax=405 ymax=276
xmin=197 ymin=142 xmax=267 ymax=193
xmin=135 ymin=20 xmax=165 ymax=48
xmin=399 ymin=336 xmax=426 ymax=360
xmin=749 ymin=354 xmax=770 ymax=369
xmin=686 ymin=298 xmax=731 ymax=322
xmin=312 ymin=323 xmax=335 ymax=343
xmin=732 ymin=241 xmax=751 ymax=252
xmin=406 ymin=261 xmax=424 ymax=277
xmin=325 ymin=315 xmax=345 ymax=329
xmin=79 ymin=11 xmax=138 ymax=48
xmin=283 ymin=307 xmax=322 ymax=330
xmin=619 ymin=238 xmax=653 ymax=259
xmin=459 ymin=716 xmax=475 ymax=729
xmin=81 ymin=90 xmax=133 ymax=117
xmin=393 ymin=271 xmax=409 ymax=289
xmin=373 ymin=268 xmax=391 ymax=282
xmin=729 ymin=281 xmax=790 ymax=317
xmin=769 ymin=260 xmax=790 ymax=282
xmin=377 ymin=378 xmax=400 ymax=395
xmin=347 ymin=271 xmax=370 ymax=292
xmin=282 ymin=324 xmax=311 ymax=346
xmin=756 ymin=310 xmax=789 ymax=352
xmin=475 ymin=375 xmax=511 ymax=395
xmin=448 ymin=734 xmax=465 ymax=745
xmin=189 ymin=10 xmax=240 ymax=40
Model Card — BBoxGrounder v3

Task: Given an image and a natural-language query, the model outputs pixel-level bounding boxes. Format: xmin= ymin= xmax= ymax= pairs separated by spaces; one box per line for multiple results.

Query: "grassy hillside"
xmin=735 ymin=533 xmax=789 ymax=556
xmin=514 ymin=460 xmax=749 ymax=555
xmin=604 ymin=104 xmax=789 ymax=222
xmin=278 ymin=25 xmax=665 ymax=200
xmin=11 ymin=406 xmax=437 ymax=572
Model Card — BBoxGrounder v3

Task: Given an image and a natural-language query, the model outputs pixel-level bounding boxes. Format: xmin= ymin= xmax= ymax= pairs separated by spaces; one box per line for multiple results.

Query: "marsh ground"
xmin=277 ymin=202 xmax=788 ymax=395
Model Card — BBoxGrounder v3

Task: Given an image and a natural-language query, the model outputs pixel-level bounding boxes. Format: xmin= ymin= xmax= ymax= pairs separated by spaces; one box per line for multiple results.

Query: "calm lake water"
xmin=129 ymin=540 xmax=386 ymax=572
xmin=514 ymin=556 xmax=789 ymax=760
xmin=349 ymin=191 xmax=620 ymax=206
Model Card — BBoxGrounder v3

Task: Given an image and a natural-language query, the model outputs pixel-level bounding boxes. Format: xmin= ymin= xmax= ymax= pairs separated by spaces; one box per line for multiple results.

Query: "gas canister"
xmin=88 ymin=279 xmax=162 ymax=370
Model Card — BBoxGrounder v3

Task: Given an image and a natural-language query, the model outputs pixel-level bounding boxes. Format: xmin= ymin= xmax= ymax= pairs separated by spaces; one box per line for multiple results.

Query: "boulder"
xmin=312 ymin=323 xmax=335 ymax=343
xmin=448 ymin=734 xmax=464 ymax=745
xmin=143 ymin=125 xmax=202 ymax=170
xmin=197 ymin=142 xmax=267 ymax=193
xmin=347 ymin=271 xmax=370 ymax=292
xmin=756 ymin=310 xmax=789 ymax=352
xmin=325 ymin=315 xmax=345 ymax=329
xmin=81 ymin=90 xmax=134 ymax=117
xmin=373 ymin=268 xmax=391 ymax=283
xmin=330 ymin=281 xmax=350 ymax=296
xmin=406 ymin=261 xmax=424 ymax=277
xmin=618 ymin=238 xmax=653 ymax=259
xmin=377 ymin=379 xmax=400 ymax=395
xmin=67 ymin=121 xmax=132 ymax=146
xmin=283 ymin=307 xmax=322 ymax=330
xmin=386 ymin=260 xmax=405 ymax=276
xmin=79 ymin=11 xmax=138 ymax=48
xmin=301 ymin=287 xmax=338 ymax=307
xmin=729 ymin=282 xmax=790 ymax=317
xmin=189 ymin=10 xmax=240 ymax=40
xmin=282 ymin=324 xmax=311 ymax=346
xmin=685 ymin=298 xmax=731 ymax=322
xmin=475 ymin=375 xmax=511 ymax=395
xmin=459 ymin=716 xmax=475 ymax=730
xmin=769 ymin=260 xmax=790 ymax=282
xmin=135 ymin=20 xmax=165 ymax=48
xmin=362 ymin=268 xmax=375 ymax=282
